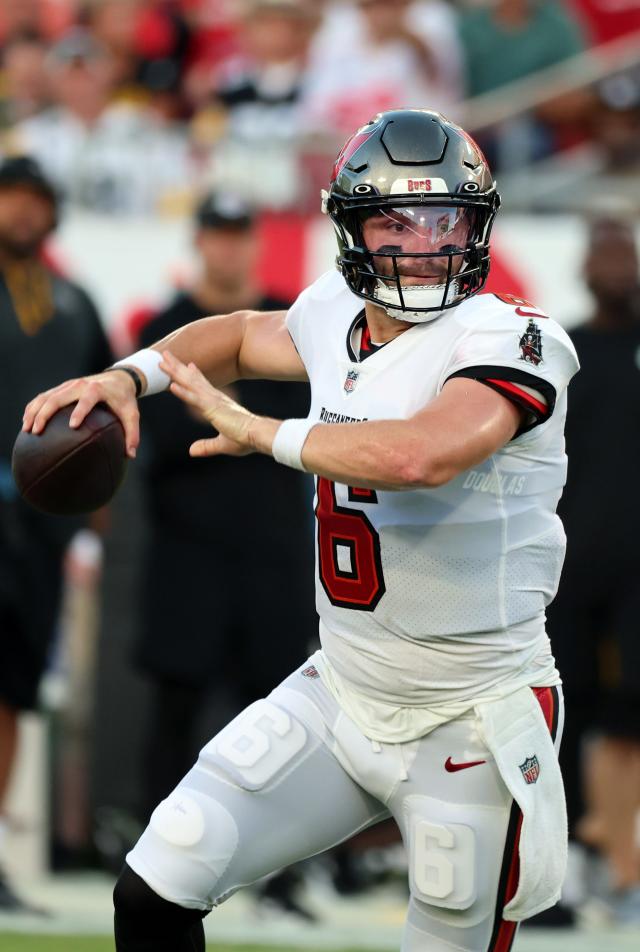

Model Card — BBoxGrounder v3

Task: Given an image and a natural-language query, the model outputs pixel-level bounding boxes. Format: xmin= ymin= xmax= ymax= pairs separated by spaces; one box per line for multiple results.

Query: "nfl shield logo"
xmin=301 ymin=665 xmax=319 ymax=679
xmin=344 ymin=369 xmax=359 ymax=394
xmin=519 ymin=755 xmax=540 ymax=785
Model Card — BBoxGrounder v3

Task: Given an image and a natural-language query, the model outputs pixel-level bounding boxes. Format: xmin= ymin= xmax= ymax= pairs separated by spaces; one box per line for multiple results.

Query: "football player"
xmin=23 ymin=109 xmax=579 ymax=952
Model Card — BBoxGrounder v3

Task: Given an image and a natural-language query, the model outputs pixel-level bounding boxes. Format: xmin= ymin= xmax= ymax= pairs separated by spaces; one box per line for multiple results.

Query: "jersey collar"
xmin=346 ymin=310 xmax=392 ymax=363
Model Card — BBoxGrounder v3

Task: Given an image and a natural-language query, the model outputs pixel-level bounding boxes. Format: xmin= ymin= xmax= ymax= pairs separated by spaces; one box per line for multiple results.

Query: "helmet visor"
xmin=359 ymin=205 xmax=477 ymax=287
xmin=360 ymin=205 xmax=475 ymax=258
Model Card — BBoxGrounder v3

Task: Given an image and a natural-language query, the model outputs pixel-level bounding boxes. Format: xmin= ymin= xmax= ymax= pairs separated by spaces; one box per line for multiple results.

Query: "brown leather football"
xmin=12 ymin=403 xmax=127 ymax=515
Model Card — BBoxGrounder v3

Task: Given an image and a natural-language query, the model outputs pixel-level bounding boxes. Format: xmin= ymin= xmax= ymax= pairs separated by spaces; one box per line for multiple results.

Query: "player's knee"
xmin=149 ymin=791 xmax=208 ymax=848
xmin=113 ymin=864 xmax=159 ymax=918
xmin=113 ymin=863 xmax=202 ymax=925
xmin=114 ymin=864 xmax=206 ymax=950
xmin=124 ymin=788 xmax=239 ymax=910
xmin=148 ymin=789 xmax=239 ymax=864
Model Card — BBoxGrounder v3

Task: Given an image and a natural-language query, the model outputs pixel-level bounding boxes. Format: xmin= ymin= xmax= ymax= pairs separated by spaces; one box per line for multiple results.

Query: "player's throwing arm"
xmin=20 ymin=309 xmax=298 ymax=459
xmin=158 ymin=347 xmax=523 ymax=491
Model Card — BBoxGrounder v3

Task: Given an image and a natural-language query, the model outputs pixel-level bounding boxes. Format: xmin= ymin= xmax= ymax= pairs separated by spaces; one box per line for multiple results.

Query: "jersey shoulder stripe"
xmin=444 ymin=294 xmax=580 ymax=403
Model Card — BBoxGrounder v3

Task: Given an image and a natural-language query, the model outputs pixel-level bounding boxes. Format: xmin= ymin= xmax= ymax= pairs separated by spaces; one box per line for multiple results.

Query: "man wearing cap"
xmin=133 ymin=193 xmax=315 ymax=915
xmin=0 ymin=156 xmax=111 ymax=909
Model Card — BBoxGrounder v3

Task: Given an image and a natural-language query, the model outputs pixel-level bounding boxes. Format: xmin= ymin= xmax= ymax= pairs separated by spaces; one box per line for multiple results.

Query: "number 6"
xmin=411 ymin=820 xmax=476 ymax=909
xmin=206 ymin=700 xmax=307 ymax=790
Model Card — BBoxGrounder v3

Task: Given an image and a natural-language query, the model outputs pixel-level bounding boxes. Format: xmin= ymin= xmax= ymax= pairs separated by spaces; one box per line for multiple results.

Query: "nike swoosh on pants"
xmin=444 ymin=756 xmax=486 ymax=772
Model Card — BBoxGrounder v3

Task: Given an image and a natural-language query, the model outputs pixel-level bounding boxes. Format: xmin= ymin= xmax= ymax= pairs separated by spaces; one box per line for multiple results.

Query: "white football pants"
xmin=127 ymin=660 xmax=563 ymax=952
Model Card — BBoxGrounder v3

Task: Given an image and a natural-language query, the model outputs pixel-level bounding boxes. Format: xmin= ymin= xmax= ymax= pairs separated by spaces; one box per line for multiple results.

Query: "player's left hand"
xmin=160 ymin=350 xmax=256 ymax=458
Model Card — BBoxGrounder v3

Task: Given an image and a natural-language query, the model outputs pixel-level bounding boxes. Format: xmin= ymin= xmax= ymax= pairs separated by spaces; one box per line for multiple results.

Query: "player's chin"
xmin=403 ymin=276 xmax=446 ymax=286
xmin=379 ymin=272 xmax=446 ymax=287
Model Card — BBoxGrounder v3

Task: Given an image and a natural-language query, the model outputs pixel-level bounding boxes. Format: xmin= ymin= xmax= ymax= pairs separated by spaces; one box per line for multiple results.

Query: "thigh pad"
xmin=198 ymin=698 xmax=309 ymax=791
xmin=403 ymin=793 xmax=508 ymax=920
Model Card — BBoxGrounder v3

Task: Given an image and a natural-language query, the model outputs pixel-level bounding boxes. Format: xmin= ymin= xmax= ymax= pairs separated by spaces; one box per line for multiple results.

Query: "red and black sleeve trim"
xmin=446 ymin=365 xmax=556 ymax=435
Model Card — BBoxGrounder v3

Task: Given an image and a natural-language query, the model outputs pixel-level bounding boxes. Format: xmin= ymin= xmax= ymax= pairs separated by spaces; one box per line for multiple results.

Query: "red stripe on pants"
xmin=489 ymin=687 xmax=556 ymax=952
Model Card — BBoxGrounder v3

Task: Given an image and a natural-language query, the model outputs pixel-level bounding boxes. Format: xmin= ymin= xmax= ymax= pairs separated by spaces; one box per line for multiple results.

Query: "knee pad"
xmin=126 ymin=788 xmax=239 ymax=910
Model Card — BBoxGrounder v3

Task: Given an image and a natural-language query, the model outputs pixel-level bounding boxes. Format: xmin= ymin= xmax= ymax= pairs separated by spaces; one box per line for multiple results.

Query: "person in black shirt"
xmin=546 ymin=216 xmax=640 ymax=923
xmin=135 ymin=192 xmax=315 ymax=916
xmin=0 ymin=156 xmax=112 ymax=910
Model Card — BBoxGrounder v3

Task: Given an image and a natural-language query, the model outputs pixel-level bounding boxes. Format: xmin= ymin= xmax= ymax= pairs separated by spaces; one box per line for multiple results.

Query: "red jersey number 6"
xmin=315 ymin=478 xmax=386 ymax=611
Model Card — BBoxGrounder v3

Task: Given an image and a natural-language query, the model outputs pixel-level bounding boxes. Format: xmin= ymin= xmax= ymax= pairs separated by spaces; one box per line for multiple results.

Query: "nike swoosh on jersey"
xmin=444 ymin=756 xmax=487 ymax=772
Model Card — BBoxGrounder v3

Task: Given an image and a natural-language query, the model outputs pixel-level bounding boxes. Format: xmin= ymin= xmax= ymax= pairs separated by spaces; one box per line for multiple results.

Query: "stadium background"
xmin=1 ymin=0 xmax=639 ymax=950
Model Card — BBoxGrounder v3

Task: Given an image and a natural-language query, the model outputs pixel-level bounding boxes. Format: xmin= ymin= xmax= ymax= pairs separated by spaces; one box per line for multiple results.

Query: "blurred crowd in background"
xmin=0 ymin=0 xmax=640 ymax=936
xmin=0 ymin=0 xmax=638 ymax=215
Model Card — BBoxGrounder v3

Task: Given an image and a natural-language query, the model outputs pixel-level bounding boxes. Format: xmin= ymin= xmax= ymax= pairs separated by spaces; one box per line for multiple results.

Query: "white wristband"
xmin=271 ymin=418 xmax=317 ymax=471
xmin=113 ymin=349 xmax=170 ymax=396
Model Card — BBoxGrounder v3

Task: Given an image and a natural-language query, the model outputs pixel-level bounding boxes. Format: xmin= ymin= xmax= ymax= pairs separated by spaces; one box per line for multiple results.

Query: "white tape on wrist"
xmin=113 ymin=349 xmax=170 ymax=396
xmin=271 ymin=418 xmax=317 ymax=471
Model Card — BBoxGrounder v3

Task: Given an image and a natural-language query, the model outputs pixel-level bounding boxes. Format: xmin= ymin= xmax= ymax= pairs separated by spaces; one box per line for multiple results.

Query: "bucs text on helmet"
xmin=323 ymin=109 xmax=500 ymax=323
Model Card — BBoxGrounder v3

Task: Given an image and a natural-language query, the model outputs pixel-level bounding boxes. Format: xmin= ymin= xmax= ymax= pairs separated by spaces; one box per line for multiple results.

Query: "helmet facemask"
xmin=330 ymin=197 xmax=495 ymax=323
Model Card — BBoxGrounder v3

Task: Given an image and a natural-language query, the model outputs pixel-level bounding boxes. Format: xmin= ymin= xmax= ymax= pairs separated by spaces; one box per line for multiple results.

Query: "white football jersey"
xmin=286 ymin=270 xmax=579 ymax=741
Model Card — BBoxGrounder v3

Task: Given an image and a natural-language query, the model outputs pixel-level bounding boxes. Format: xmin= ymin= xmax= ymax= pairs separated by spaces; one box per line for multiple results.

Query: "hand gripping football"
xmin=12 ymin=403 xmax=127 ymax=515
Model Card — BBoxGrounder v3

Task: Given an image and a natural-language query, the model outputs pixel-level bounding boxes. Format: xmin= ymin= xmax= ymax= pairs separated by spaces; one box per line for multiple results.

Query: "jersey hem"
xmin=313 ymin=645 xmax=561 ymax=745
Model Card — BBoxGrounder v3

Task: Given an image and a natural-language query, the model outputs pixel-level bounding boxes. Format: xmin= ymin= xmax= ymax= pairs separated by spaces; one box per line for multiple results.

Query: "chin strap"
xmin=373 ymin=278 xmax=461 ymax=324
xmin=383 ymin=304 xmax=446 ymax=324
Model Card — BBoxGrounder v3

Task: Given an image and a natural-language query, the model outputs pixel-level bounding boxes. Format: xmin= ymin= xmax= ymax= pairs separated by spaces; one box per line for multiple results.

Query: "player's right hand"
xmin=22 ymin=370 xmax=141 ymax=458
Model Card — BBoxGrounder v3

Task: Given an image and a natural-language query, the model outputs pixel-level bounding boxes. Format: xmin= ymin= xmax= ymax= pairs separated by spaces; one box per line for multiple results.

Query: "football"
xmin=12 ymin=403 xmax=127 ymax=515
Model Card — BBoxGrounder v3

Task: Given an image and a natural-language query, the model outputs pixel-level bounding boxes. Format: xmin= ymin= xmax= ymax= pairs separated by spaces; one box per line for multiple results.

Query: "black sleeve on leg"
xmin=114 ymin=863 xmax=206 ymax=952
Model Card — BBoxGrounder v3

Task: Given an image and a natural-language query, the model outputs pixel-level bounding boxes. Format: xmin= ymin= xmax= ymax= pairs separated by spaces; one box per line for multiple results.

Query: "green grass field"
xmin=0 ymin=939 xmax=378 ymax=952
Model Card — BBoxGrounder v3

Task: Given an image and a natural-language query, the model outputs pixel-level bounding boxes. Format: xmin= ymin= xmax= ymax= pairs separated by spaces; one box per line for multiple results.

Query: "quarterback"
xmin=23 ymin=110 xmax=579 ymax=952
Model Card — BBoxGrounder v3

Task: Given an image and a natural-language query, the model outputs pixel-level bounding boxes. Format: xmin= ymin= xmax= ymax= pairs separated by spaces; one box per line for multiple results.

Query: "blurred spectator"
xmin=133 ymin=190 xmax=315 ymax=915
xmin=0 ymin=33 xmax=49 ymax=130
xmin=459 ymin=0 xmax=586 ymax=97
xmin=11 ymin=28 xmax=191 ymax=215
xmin=206 ymin=0 xmax=320 ymax=140
xmin=0 ymin=156 xmax=112 ymax=909
xmin=0 ymin=0 xmax=74 ymax=45
xmin=546 ymin=216 xmax=640 ymax=924
xmin=84 ymin=0 xmax=152 ymax=92
xmin=458 ymin=0 xmax=586 ymax=170
xmin=86 ymin=0 xmax=192 ymax=121
xmin=192 ymin=0 xmax=320 ymax=208
xmin=304 ymin=0 xmax=463 ymax=135
xmin=593 ymin=66 xmax=640 ymax=171
xmin=181 ymin=0 xmax=243 ymax=106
